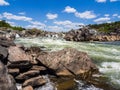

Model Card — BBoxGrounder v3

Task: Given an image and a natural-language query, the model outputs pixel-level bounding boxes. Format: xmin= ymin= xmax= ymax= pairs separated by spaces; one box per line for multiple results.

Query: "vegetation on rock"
xmin=0 ymin=20 xmax=24 ymax=31
xmin=89 ymin=21 xmax=120 ymax=34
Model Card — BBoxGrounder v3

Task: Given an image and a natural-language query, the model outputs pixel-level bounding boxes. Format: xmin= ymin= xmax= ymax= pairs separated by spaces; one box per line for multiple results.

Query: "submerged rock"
xmin=37 ymin=48 xmax=98 ymax=78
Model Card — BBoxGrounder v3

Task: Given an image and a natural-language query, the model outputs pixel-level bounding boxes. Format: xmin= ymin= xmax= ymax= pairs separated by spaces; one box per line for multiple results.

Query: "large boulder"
xmin=0 ymin=61 xmax=17 ymax=90
xmin=37 ymin=48 xmax=98 ymax=77
xmin=8 ymin=46 xmax=31 ymax=63
xmin=7 ymin=46 xmax=32 ymax=70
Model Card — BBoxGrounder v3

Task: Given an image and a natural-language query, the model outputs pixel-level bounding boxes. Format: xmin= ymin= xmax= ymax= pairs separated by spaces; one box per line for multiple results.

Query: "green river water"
xmin=15 ymin=37 xmax=120 ymax=90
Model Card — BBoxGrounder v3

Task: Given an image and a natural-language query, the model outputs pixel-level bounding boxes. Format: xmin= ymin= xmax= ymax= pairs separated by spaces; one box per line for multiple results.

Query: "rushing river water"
xmin=15 ymin=37 xmax=120 ymax=90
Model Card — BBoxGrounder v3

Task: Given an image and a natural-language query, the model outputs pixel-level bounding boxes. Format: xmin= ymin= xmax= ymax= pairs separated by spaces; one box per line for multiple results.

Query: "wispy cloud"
xmin=3 ymin=12 xmax=32 ymax=21
xmin=0 ymin=0 xmax=9 ymax=6
xmin=94 ymin=17 xmax=111 ymax=23
xmin=53 ymin=20 xmax=84 ymax=31
xmin=110 ymin=0 xmax=119 ymax=2
xmin=18 ymin=12 xmax=26 ymax=15
xmin=6 ymin=21 xmax=16 ymax=26
xmin=96 ymin=0 xmax=106 ymax=3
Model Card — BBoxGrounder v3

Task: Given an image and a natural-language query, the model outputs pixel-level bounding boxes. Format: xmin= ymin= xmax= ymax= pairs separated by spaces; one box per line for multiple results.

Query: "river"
xmin=15 ymin=37 xmax=120 ymax=90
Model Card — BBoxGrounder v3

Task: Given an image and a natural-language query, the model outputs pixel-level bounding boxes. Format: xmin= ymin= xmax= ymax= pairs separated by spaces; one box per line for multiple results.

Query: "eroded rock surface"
xmin=37 ymin=48 xmax=98 ymax=77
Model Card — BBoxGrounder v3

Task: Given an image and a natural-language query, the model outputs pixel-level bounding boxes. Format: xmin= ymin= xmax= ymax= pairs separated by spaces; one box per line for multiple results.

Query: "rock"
xmin=0 ymin=39 xmax=15 ymax=47
xmin=64 ymin=28 xmax=96 ymax=41
xmin=8 ymin=68 xmax=19 ymax=76
xmin=23 ymin=76 xmax=47 ymax=87
xmin=0 ymin=61 xmax=17 ymax=90
xmin=7 ymin=61 xmax=32 ymax=70
xmin=37 ymin=48 xmax=98 ymax=78
xmin=16 ymin=70 xmax=40 ymax=81
xmin=0 ymin=45 xmax=8 ymax=64
xmin=8 ymin=46 xmax=31 ymax=63
xmin=23 ymin=85 xmax=33 ymax=90
xmin=31 ymin=65 xmax=46 ymax=71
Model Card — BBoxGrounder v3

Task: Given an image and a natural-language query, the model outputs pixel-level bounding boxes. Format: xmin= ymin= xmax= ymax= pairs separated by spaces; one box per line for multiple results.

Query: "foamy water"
xmin=15 ymin=37 xmax=120 ymax=89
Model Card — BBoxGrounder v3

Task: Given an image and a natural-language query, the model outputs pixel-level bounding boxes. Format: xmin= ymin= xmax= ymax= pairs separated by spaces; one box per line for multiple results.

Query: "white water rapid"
xmin=15 ymin=37 xmax=120 ymax=90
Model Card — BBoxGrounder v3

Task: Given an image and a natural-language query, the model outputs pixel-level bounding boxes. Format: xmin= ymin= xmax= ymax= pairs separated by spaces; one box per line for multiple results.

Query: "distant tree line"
xmin=0 ymin=20 xmax=24 ymax=31
xmin=88 ymin=21 xmax=120 ymax=34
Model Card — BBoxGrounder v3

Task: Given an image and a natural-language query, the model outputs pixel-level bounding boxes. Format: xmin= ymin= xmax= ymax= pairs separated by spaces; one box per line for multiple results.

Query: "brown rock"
xmin=8 ymin=68 xmax=19 ymax=76
xmin=8 ymin=46 xmax=30 ymax=63
xmin=0 ymin=61 xmax=17 ymax=90
xmin=0 ymin=45 xmax=8 ymax=64
xmin=23 ymin=76 xmax=47 ymax=87
xmin=23 ymin=85 xmax=33 ymax=90
xmin=31 ymin=65 xmax=46 ymax=71
xmin=37 ymin=48 xmax=98 ymax=77
xmin=7 ymin=61 xmax=32 ymax=70
xmin=16 ymin=70 xmax=40 ymax=80
xmin=0 ymin=39 xmax=15 ymax=47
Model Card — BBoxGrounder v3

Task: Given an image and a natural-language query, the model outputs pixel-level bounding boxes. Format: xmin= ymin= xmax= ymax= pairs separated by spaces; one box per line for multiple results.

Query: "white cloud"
xmin=3 ymin=12 xmax=32 ymax=21
xmin=54 ymin=20 xmax=84 ymax=31
xmin=18 ymin=12 xmax=26 ymax=15
xmin=113 ymin=14 xmax=118 ymax=17
xmin=110 ymin=0 xmax=119 ymax=2
xmin=118 ymin=16 xmax=120 ymax=18
xmin=0 ymin=0 xmax=9 ymax=6
xmin=75 ymin=11 xmax=97 ymax=19
xmin=6 ymin=21 xmax=16 ymax=26
xmin=104 ymin=14 xmax=110 ymax=17
xmin=96 ymin=0 xmax=106 ymax=3
xmin=64 ymin=6 xmax=76 ymax=13
xmin=0 ymin=14 xmax=3 ymax=19
xmin=27 ymin=20 xmax=46 ymax=30
xmin=47 ymin=26 xmax=64 ymax=32
xmin=54 ymin=20 xmax=84 ymax=27
xmin=46 ymin=13 xmax=58 ymax=19
xmin=26 ymin=24 xmax=46 ymax=30
xmin=29 ymin=21 xmax=45 ymax=26
xmin=94 ymin=17 xmax=111 ymax=23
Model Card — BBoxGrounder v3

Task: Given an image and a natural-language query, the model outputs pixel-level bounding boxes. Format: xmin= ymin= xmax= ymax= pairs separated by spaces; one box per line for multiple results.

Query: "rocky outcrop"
xmin=90 ymin=34 xmax=120 ymax=41
xmin=64 ymin=28 xmax=120 ymax=42
xmin=37 ymin=48 xmax=98 ymax=78
xmin=64 ymin=28 xmax=97 ymax=41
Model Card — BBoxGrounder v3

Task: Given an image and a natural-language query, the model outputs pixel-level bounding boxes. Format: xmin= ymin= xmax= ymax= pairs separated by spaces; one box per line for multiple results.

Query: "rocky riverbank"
xmin=64 ymin=28 xmax=120 ymax=42
xmin=1 ymin=26 xmax=120 ymax=42
xmin=0 ymin=37 xmax=100 ymax=90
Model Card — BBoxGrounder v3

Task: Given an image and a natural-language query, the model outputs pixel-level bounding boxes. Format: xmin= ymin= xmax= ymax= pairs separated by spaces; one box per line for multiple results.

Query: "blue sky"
xmin=0 ymin=0 xmax=120 ymax=32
